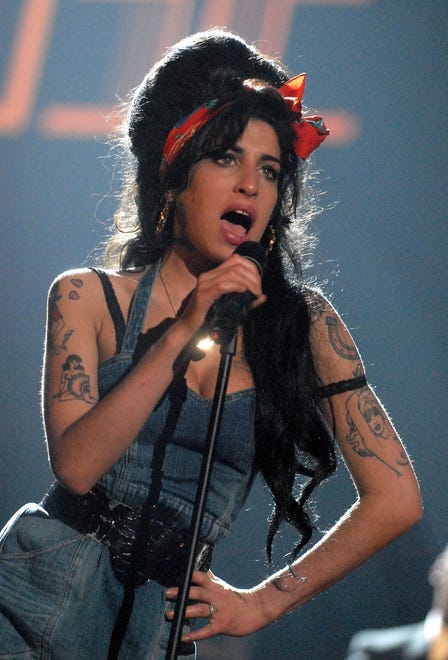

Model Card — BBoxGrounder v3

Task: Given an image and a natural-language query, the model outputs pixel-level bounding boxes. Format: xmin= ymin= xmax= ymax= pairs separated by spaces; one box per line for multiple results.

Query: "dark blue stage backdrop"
xmin=1 ymin=2 xmax=446 ymax=658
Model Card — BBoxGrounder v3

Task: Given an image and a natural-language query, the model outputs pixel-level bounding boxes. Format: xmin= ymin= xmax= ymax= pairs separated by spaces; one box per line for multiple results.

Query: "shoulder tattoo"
xmin=48 ymin=277 xmax=85 ymax=355
xmin=326 ymin=315 xmax=359 ymax=361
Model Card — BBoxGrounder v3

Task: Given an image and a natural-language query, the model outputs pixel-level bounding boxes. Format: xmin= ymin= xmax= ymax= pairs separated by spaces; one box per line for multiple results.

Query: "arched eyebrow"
xmin=230 ymin=144 xmax=281 ymax=166
xmin=261 ymin=153 xmax=281 ymax=166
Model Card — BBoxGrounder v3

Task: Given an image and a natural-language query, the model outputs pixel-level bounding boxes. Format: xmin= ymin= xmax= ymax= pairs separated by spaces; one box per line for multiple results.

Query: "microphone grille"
xmin=234 ymin=241 xmax=266 ymax=275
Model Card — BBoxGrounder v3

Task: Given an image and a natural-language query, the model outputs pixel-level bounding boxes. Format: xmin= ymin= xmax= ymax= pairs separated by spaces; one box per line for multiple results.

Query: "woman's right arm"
xmin=43 ymin=256 xmax=264 ymax=495
xmin=43 ymin=269 xmax=196 ymax=495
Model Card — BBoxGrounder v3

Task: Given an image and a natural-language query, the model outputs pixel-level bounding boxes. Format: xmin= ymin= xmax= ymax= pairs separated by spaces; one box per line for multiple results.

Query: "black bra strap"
xmin=318 ymin=374 xmax=367 ymax=399
xmin=91 ymin=268 xmax=126 ymax=354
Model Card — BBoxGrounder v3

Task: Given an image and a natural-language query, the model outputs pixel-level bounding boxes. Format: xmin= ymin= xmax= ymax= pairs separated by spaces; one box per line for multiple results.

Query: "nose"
xmin=235 ymin=164 xmax=258 ymax=197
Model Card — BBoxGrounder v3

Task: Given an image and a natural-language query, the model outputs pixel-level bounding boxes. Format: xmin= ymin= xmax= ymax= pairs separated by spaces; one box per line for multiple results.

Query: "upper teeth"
xmin=221 ymin=209 xmax=251 ymax=230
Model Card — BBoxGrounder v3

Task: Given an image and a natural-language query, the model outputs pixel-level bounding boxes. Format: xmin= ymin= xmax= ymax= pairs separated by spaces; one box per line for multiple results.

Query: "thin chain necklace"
xmin=159 ymin=266 xmax=178 ymax=317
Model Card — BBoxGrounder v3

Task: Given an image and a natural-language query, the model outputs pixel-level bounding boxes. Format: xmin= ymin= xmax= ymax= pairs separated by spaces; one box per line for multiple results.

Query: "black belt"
xmin=41 ymin=482 xmax=212 ymax=588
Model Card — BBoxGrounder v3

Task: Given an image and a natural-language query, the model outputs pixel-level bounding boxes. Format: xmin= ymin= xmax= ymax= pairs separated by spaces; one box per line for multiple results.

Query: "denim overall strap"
xmin=121 ymin=262 xmax=161 ymax=354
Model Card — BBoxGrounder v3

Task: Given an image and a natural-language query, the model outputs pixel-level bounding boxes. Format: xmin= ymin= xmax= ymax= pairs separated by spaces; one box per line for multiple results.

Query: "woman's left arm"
xmin=251 ymin=295 xmax=423 ymax=620
xmin=167 ymin=294 xmax=423 ymax=640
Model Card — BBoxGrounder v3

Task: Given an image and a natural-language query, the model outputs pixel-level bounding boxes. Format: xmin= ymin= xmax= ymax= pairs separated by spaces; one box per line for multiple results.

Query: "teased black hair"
xmin=104 ymin=29 xmax=336 ymax=563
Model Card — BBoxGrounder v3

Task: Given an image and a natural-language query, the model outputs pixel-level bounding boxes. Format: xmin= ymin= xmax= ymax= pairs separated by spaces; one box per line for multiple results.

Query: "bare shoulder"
xmin=305 ymin=287 xmax=365 ymax=384
xmin=48 ymin=267 xmax=97 ymax=300
xmin=45 ymin=267 xmax=149 ymax=362
xmin=50 ymin=267 xmax=104 ymax=289
xmin=45 ymin=269 xmax=107 ymax=346
xmin=49 ymin=266 xmax=149 ymax=301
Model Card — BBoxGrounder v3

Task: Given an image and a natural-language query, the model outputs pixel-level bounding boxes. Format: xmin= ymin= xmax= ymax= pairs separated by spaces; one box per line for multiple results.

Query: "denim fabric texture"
xmin=0 ymin=264 xmax=256 ymax=658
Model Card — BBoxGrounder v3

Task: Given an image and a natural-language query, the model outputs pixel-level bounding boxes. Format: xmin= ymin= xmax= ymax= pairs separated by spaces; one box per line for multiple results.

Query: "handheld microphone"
xmin=209 ymin=241 xmax=266 ymax=345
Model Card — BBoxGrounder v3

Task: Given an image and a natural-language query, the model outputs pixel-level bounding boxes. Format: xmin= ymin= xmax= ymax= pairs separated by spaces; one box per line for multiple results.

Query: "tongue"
xmin=220 ymin=219 xmax=247 ymax=237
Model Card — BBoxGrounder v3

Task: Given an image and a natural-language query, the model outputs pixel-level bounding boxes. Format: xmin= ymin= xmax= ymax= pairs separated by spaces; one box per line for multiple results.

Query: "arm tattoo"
xmin=326 ymin=315 xmax=359 ymax=360
xmin=48 ymin=282 xmax=74 ymax=354
xmin=68 ymin=277 xmax=83 ymax=299
xmin=271 ymin=565 xmax=308 ymax=592
xmin=345 ymin=387 xmax=409 ymax=475
xmin=48 ymin=278 xmax=84 ymax=353
xmin=52 ymin=354 xmax=97 ymax=405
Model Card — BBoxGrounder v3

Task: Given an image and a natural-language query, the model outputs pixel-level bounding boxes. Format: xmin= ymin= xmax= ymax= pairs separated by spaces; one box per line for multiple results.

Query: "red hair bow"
xmin=161 ymin=100 xmax=221 ymax=175
xmin=278 ymin=73 xmax=329 ymax=159
xmin=160 ymin=73 xmax=329 ymax=177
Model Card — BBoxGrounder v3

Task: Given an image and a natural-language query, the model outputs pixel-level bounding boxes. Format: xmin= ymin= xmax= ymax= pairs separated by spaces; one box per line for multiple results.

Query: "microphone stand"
xmin=165 ymin=328 xmax=238 ymax=660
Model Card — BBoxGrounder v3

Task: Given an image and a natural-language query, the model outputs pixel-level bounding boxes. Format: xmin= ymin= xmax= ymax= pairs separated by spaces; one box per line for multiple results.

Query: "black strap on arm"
xmin=318 ymin=374 xmax=368 ymax=399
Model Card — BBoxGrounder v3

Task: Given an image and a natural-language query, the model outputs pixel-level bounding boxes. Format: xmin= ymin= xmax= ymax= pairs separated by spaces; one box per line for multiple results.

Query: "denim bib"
xmin=0 ymin=263 xmax=258 ymax=658
xmin=98 ymin=263 xmax=256 ymax=545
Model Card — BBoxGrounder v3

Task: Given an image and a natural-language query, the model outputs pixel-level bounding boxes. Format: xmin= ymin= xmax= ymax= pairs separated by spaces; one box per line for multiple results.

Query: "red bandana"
xmin=160 ymin=73 xmax=329 ymax=176
xmin=277 ymin=73 xmax=329 ymax=160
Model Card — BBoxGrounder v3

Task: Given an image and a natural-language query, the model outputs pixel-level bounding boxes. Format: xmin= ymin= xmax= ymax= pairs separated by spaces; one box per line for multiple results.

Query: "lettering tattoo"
xmin=345 ymin=387 xmax=409 ymax=475
xmin=326 ymin=315 xmax=359 ymax=360
xmin=52 ymin=354 xmax=97 ymax=405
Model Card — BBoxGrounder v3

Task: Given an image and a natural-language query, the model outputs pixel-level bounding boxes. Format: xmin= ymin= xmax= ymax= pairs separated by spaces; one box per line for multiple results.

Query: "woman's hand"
xmin=165 ymin=570 xmax=269 ymax=642
xmin=176 ymin=253 xmax=267 ymax=338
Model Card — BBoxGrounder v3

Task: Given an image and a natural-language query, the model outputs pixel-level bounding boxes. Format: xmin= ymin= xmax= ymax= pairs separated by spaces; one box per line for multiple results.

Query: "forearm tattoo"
xmin=271 ymin=564 xmax=308 ymax=592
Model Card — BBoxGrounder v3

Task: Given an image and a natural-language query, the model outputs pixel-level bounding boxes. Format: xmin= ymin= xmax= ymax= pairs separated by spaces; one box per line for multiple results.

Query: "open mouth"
xmin=220 ymin=210 xmax=252 ymax=235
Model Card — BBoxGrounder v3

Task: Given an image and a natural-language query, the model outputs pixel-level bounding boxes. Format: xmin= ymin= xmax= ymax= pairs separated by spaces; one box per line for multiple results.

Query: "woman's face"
xmin=173 ymin=118 xmax=281 ymax=268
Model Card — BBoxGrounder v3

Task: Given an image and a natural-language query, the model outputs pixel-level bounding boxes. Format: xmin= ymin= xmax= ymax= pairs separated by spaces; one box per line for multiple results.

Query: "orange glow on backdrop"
xmin=0 ymin=0 xmax=57 ymax=135
xmin=1 ymin=0 xmax=366 ymax=142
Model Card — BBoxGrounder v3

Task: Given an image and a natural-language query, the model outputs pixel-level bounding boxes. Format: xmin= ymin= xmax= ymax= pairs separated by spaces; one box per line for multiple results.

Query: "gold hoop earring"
xmin=265 ymin=224 xmax=277 ymax=255
xmin=156 ymin=199 xmax=171 ymax=236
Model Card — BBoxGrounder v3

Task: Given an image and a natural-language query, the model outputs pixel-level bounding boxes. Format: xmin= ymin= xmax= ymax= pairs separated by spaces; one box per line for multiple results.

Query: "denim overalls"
xmin=0 ymin=264 xmax=256 ymax=659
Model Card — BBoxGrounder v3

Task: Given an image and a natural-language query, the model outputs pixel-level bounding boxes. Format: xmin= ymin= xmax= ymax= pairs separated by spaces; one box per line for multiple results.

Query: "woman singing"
xmin=0 ymin=29 xmax=422 ymax=659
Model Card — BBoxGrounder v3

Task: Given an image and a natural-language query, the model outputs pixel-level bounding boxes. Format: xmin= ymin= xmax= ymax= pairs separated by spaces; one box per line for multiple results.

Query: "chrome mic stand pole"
xmin=165 ymin=329 xmax=237 ymax=660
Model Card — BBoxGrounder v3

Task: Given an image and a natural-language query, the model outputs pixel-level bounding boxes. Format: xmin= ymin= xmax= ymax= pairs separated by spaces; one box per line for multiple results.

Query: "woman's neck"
xmin=162 ymin=243 xmax=217 ymax=281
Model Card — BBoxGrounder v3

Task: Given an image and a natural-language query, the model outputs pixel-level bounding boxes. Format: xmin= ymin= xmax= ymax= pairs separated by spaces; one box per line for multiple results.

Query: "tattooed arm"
xmin=42 ymin=269 xmax=197 ymax=494
xmin=249 ymin=294 xmax=423 ymax=623
xmin=171 ymin=293 xmax=423 ymax=644
xmin=43 ymin=254 xmax=265 ymax=495
xmin=345 ymin=387 xmax=409 ymax=476
xmin=308 ymin=294 xmax=418 ymax=485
